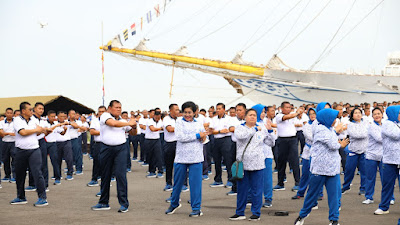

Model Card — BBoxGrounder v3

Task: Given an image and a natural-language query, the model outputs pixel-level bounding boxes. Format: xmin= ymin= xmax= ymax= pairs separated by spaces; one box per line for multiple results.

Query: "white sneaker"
xmin=362 ymin=199 xmax=374 ymax=204
xmin=374 ymin=208 xmax=389 ymax=215
xmin=294 ymin=216 xmax=306 ymax=225
xmin=390 ymin=200 xmax=395 ymax=205
xmin=312 ymin=205 xmax=318 ymax=210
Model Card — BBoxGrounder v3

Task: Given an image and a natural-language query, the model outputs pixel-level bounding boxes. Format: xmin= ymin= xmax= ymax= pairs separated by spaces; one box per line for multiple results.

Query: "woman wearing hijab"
xmin=363 ymin=108 xmax=385 ymax=204
xmin=374 ymin=105 xmax=400 ymax=216
xmin=165 ymin=101 xmax=208 ymax=217
xmin=229 ymin=108 xmax=275 ymax=221
xmin=294 ymin=108 xmax=349 ymax=225
xmin=251 ymin=104 xmax=277 ymax=208
xmin=292 ymin=108 xmax=319 ymax=200
xmin=342 ymin=108 xmax=368 ymax=195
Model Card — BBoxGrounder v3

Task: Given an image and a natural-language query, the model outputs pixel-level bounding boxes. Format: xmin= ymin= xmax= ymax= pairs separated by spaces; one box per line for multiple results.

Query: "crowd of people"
xmin=0 ymin=99 xmax=400 ymax=224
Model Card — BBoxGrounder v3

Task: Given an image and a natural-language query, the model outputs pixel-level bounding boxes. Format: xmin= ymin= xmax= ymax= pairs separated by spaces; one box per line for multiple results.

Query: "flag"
xmin=154 ymin=4 xmax=160 ymax=17
xmin=146 ymin=11 xmax=152 ymax=23
xmin=130 ymin=23 xmax=136 ymax=36
xmin=123 ymin=29 xmax=128 ymax=41
xmin=107 ymin=40 xmax=112 ymax=50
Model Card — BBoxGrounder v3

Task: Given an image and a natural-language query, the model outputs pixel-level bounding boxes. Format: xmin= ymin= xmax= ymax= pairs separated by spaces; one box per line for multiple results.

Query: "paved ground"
xmin=0 ymin=154 xmax=399 ymax=225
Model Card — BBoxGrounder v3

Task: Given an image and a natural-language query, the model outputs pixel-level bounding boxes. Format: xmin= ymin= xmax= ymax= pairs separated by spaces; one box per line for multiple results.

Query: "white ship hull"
xmin=233 ymin=69 xmax=400 ymax=105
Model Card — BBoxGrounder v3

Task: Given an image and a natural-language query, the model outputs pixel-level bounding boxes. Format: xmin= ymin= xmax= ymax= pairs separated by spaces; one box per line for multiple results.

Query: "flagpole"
xmin=102 ymin=21 xmax=105 ymax=106
xmin=169 ymin=61 xmax=175 ymax=99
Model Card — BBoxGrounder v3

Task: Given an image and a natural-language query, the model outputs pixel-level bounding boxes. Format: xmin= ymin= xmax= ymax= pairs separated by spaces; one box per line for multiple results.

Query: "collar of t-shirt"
xmin=5 ymin=118 xmax=14 ymax=124
xmin=182 ymin=117 xmax=197 ymax=122
xmin=20 ymin=115 xmax=31 ymax=123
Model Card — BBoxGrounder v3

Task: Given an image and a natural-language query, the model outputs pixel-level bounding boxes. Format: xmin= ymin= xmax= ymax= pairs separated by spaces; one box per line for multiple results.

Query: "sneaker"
xmin=209 ymin=182 xmax=224 ymax=188
xmin=163 ymin=184 xmax=173 ymax=192
xmin=9 ymin=178 xmax=16 ymax=183
xmin=263 ymin=201 xmax=272 ymax=208
xmin=118 ymin=206 xmax=129 ymax=213
xmin=132 ymin=157 xmax=138 ymax=161
xmin=189 ymin=210 xmax=203 ymax=217
xmin=225 ymin=181 xmax=233 ymax=188
xmin=111 ymin=177 xmax=116 ymax=182
xmin=223 ymin=167 xmax=227 ymax=172
xmin=126 ymin=168 xmax=132 ymax=173
xmin=54 ymin=180 xmax=61 ymax=185
xmin=341 ymin=188 xmax=350 ymax=194
xmin=273 ymin=185 xmax=285 ymax=191
xmin=390 ymin=200 xmax=395 ymax=205
xmin=51 ymin=176 xmax=56 ymax=180
xmin=0 ymin=184 xmax=2 ymax=189
xmin=25 ymin=186 xmax=37 ymax=192
xmin=292 ymin=186 xmax=299 ymax=192
xmin=87 ymin=180 xmax=99 ymax=187
xmin=229 ymin=214 xmax=246 ymax=221
xmin=284 ymin=178 xmax=287 ymax=183
xmin=46 ymin=188 xmax=50 ymax=192
xmin=146 ymin=173 xmax=156 ymax=178
xmin=165 ymin=204 xmax=182 ymax=214
xmin=96 ymin=192 xmax=101 ymax=197
xmin=292 ymin=195 xmax=302 ymax=200
xmin=208 ymin=170 xmax=212 ymax=175
xmin=273 ymin=169 xmax=278 ymax=173
xmin=357 ymin=171 xmax=360 ymax=175
xmin=362 ymin=199 xmax=374 ymax=204
xmin=182 ymin=185 xmax=189 ymax=192
xmin=187 ymin=200 xmax=191 ymax=204
xmin=91 ymin=203 xmax=110 ymax=211
xmin=318 ymin=196 xmax=323 ymax=201
xmin=248 ymin=214 xmax=260 ymax=221
xmin=10 ymin=197 xmax=28 ymax=205
xmin=66 ymin=175 xmax=74 ymax=181
xmin=359 ymin=190 xmax=366 ymax=195
xmin=141 ymin=163 xmax=149 ymax=167
xmin=138 ymin=160 xmax=144 ymax=163
xmin=165 ymin=196 xmax=172 ymax=203
xmin=226 ymin=190 xmax=237 ymax=196
xmin=157 ymin=173 xmax=164 ymax=178
xmin=312 ymin=205 xmax=318 ymax=210
xmin=246 ymin=202 xmax=252 ymax=207
xmin=202 ymin=175 xmax=209 ymax=180
xmin=374 ymin=208 xmax=389 ymax=215
xmin=289 ymin=169 xmax=293 ymax=174
xmin=75 ymin=171 xmax=83 ymax=175
xmin=294 ymin=216 xmax=306 ymax=225
xmin=34 ymin=198 xmax=48 ymax=207
xmin=329 ymin=221 xmax=340 ymax=225
xmin=1 ymin=177 xmax=10 ymax=182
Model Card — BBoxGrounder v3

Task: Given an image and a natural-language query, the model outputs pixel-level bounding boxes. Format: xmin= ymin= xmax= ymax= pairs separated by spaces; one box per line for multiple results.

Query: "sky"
xmin=1 ymin=0 xmax=399 ymax=112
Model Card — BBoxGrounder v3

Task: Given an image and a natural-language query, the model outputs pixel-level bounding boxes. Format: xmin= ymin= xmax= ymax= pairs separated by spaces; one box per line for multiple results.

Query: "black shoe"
xmin=248 ymin=215 xmax=260 ymax=221
xmin=292 ymin=195 xmax=301 ymax=200
xmin=294 ymin=216 xmax=305 ymax=225
xmin=329 ymin=220 xmax=340 ymax=225
xmin=229 ymin=214 xmax=246 ymax=221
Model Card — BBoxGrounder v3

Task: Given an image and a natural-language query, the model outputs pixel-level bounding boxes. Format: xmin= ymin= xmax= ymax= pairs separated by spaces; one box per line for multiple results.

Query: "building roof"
xmin=0 ymin=95 xmax=95 ymax=115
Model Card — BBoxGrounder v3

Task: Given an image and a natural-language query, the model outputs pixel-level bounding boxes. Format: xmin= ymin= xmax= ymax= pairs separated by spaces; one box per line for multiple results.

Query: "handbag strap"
xmin=240 ymin=135 xmax=254 ymax=161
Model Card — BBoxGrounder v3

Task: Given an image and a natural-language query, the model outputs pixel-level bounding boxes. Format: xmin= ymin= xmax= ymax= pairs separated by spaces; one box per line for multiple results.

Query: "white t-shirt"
xmin=13 ymin=116 xmax=39 ymax=149
xmin=230 ymin=117 xmax=245 ymax=142
xmin=275 ymin=113 xmax=297 ymax=137
xmin=100 ymin=112 xmax=128 ymax=146
xmin=139 ymin=117 xmax=148 ymax=133
xmin=0 ymin=118 xmax=15 ymax=142
xmin=210 ymin=115 xmax=232 ymax=139
xmin=66 ymin=120 xmax=82 ymax=139
xmin=44 ymin=121 xmax=62 ymax=143
xmin=31 ymin=115 xmax=47 ymax=140
xmin=293 ymin=114 xmax=308 ymax=132
xmin=145 ymin=119 xmax=163 ymax=139
xmin=121 ymin=119 xmax=132 ymax=139
xmin=89 ymin=117 xmax=102 ymax=142
xmin=55 ymin=122 xmax=70 ymax=142
xmin=163 ymin=115 xmax=177 ymax=142
xmin=335 ymin=117 xmax=350 ymax=140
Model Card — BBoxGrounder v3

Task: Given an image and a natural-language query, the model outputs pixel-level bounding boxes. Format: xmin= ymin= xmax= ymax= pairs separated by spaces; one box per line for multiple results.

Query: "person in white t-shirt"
xmin=293 ymin=106 xmax=307 ymax=155
xmin=67 ymin=110 xmax=87 ymax=175
xmin=0 ymin=107 xmax=16 ymax=183
xmin=138 ymin=110 xmax=149 ymax=164
xmin=226 ymin=103 xmax=246 ymax=196
xmin=163 ymin=104 xmax=180 ymax=192
xmin=87 ymin=106 xmax=106 ymax=187
xmin=91 ymin=100 xmax=137 ymax=213
xmin=11 ymin=102 xmax=47 ymax=206
xmin=145 ymin=111 xmax=164 ymax=178
xmin=274 ymin=102 xmax=303 ymax=191
xmin=121 ymin=112 xmax=133 ymax=172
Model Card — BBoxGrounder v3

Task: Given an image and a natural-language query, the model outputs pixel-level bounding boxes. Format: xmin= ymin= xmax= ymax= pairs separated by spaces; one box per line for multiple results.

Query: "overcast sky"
xmin=1 ymin=0 xmax=399 ymax=111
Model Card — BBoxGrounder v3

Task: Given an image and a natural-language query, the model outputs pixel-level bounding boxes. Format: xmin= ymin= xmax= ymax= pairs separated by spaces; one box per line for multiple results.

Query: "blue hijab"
xmin=307 ymin=108 xmax=316 ymax=124
xmin=386 ymin=105 xmax=400 ymax=123
xmin=251 ymin=104 xmax=267 ymax=123
xmin=317 ymin=108 xmax=339 ymax=129
xmin=316 ymin=102 xmax=331 ymax=112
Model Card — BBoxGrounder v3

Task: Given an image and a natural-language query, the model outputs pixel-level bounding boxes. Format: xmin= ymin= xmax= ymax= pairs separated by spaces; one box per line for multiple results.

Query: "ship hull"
xmin=233 ymin=69 xmax=400 ymax=105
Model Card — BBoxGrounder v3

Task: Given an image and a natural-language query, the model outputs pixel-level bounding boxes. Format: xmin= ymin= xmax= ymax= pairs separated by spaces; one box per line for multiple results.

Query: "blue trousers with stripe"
xmin=237 ymin=169 xmax=264 ymax=217
xmin=342 ymin=152 xmax=366 ymax=192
